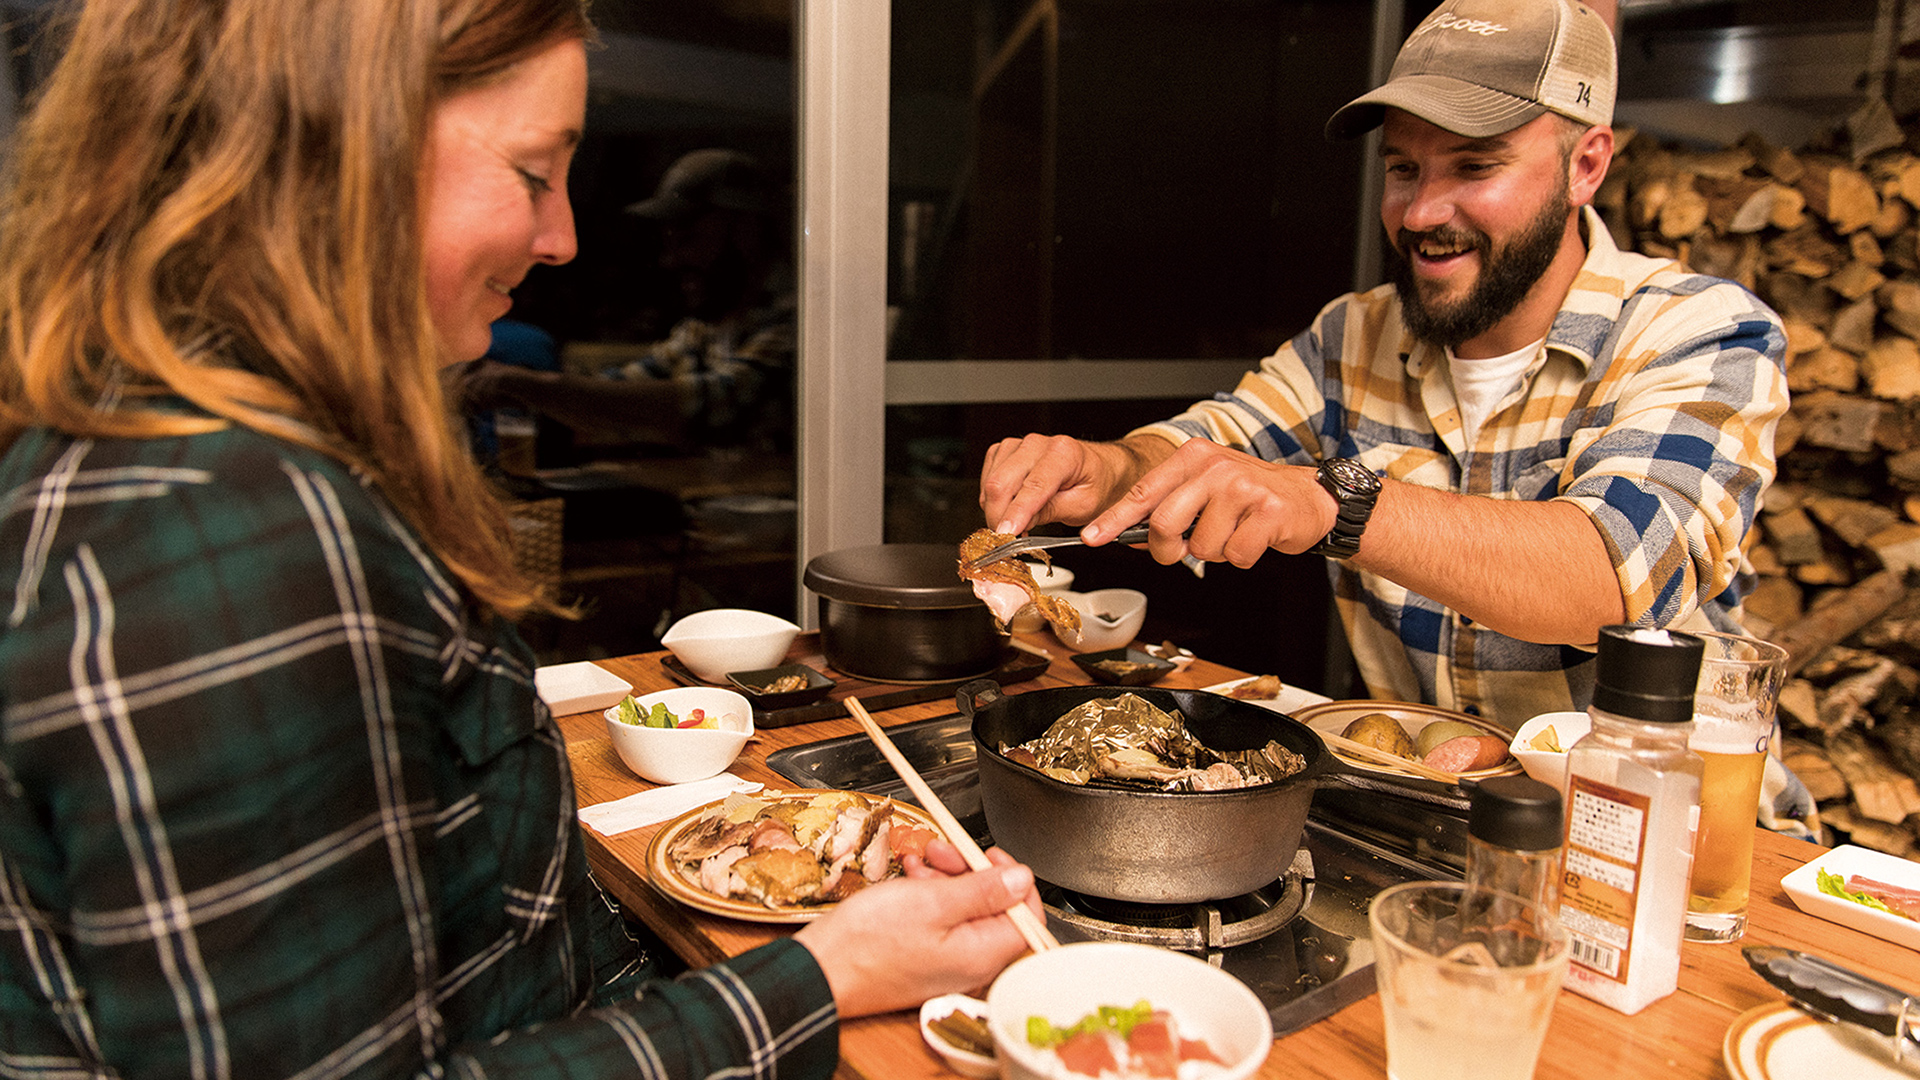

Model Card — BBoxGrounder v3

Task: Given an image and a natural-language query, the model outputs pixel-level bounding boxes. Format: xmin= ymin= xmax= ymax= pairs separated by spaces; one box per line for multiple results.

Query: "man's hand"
xmin=1082 ymin=438 xmax=1337 ymax=568
xmin=978 ymin=433 xmax=1185 ymax=539
xmin=793 ymin=844 xmax=1041 ymax=1018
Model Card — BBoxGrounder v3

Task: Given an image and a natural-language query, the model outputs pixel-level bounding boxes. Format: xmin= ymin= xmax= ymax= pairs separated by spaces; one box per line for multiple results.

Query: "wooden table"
xmin=551 ymin=633 xmax=1920 ymax=1080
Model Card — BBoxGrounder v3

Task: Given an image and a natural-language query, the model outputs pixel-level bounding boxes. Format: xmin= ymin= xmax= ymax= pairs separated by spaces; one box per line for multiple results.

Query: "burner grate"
xmin=1041 ymin=848 xmax=1311 ymax=951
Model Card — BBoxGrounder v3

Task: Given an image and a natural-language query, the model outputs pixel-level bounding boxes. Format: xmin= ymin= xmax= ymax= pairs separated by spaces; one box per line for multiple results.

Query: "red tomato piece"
xmin=1054 ymin=1031 xmax=1120 ymax=1078
xmin=888 ymin=826 xmax=935 ymax=861
xmin=1179 ymin=1037 xmax=1224 ymax=1064
xmin=1127 ymin=1015 xmax=1179 ymax=1078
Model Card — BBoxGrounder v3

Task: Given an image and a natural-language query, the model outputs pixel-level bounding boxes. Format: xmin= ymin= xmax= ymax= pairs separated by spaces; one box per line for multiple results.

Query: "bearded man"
xmin=976 ymin=0 xmax=1789 ymax=730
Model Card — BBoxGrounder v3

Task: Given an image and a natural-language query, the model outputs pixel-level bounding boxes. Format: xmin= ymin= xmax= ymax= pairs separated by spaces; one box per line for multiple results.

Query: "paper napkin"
xmin=577 ymin=773 xmax=764 ymax=836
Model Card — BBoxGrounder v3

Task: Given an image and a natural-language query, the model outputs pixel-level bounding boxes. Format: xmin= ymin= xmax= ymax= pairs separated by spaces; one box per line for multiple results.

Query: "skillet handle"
xmin=954 ymin=678 xmax=1003 ymax=718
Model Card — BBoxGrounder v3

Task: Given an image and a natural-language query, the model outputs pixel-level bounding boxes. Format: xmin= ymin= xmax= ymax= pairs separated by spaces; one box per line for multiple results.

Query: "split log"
xmin=1793 ymin=552 xmax=1855 ymax=587
xmin=1765 ymin=226 xmax=1846 ymax=278
xmin=1792 ymin=391 xmax=1886 ymax=452
xmin=1787 ymin=347 xmax=1860 ymax=393
xmin=1781 ymin=735 xmax=1849 ymax=801
xmin=1871 ymin=195 xmax=1911 ymax=240
xmin=1868 ymin=521 xmax=1920 ymax=576
xmin=1807 ymin=495 xmax=1902 ymax=547
xmin=1828 ymin=297 xmax=1879 ymax=354
xmin=1823 ymin=804 xmax=1916 ymax=855
xmin=1740 ymin=131 xmax=1804 ymax=184
xmin=1852 ymin=230 xmax=1887 ymax=267
xmin=1771 ymin=567 xmax=1911 ymax=676
xmin=1782 ymin=316 xmax=1827 ymax=358
xmin=1865 ymin=336 xmax=1920 ymax=400
xmin=1879 ymin=279 xmax=1920 ymax=340
xmin=1873 ymin=715 xmax=1920 ymax=787
xmin=1815 ymin=656 xmax=1900 ymax=735
xmin=1823 ymin=728 xmax=1920 ymax=823
xmin=1829 ymin=261 xmax=1889 ymax=303
xmin=1745 ymin=573 xmax=1805 ymax=630
xmin=1846 ymin=98 xmax=1907 ymax=163
xmin=1763 ymin=506 xmax=1825 ymax=564
xmin=1889 ymin=446 xmax=1920 ymax=491
xmin=1800 ymin=159 xmax=1881 ymax=234
xmin=1658 ymin=180 xmax=1709 ymax=241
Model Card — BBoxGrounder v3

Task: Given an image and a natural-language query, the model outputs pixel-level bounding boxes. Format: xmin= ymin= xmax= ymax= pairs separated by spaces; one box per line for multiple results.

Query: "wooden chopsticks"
xmin=1318 ymin=729 xmax=1464 ymax=785
xmin=844 ymin=697 xmax=1060 ymax=954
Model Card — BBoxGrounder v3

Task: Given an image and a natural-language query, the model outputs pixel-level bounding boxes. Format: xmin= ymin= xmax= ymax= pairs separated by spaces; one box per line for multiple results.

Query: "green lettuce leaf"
xmin=1026 ymin=1000 xmax=1154 ymax=1048
xmin=1817 ymin=867 xmax=1899 ymax=916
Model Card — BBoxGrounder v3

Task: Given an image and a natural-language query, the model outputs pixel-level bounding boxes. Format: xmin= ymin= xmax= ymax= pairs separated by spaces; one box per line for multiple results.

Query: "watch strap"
xmin=1309 ymin=458 xmax=1379 ymax=560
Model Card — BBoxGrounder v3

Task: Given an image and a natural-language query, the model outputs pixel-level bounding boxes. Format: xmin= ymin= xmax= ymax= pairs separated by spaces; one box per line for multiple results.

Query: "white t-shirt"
xmin=1450 ymin=338 xmax=1544 ymax=445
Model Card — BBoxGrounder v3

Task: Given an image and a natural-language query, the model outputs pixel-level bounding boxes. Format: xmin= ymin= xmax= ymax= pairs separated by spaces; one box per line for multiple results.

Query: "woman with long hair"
xmin=0 ymin=2 xmax=1038 ymax=1076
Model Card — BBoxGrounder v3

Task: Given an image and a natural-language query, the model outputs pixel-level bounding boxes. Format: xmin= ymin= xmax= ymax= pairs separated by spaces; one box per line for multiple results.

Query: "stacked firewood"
xmin=1597 ymin=100 xmax=1920 ymax=856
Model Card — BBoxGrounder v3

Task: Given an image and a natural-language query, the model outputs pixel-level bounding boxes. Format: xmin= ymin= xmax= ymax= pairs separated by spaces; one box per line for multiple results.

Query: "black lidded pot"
xmin=802 ymin=544 xmax=1003 ymax=683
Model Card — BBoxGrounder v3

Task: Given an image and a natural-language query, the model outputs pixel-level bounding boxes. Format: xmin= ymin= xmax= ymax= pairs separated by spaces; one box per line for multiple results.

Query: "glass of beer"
xmin=1684 ymin=631 xmax=1788 ymax=943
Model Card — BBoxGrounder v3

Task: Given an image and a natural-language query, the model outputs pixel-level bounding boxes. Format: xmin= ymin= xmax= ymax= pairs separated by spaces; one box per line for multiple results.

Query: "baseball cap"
xmin=1325 ymin=0 xmax=1614 ymax=141
xmin=624 ymin=148 xmax=774 ymax=221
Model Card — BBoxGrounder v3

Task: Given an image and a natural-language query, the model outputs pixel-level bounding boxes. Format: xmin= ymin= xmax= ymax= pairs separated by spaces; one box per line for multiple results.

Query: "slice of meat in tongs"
xmin=961 ymin=524 xmax=1161 ymax=570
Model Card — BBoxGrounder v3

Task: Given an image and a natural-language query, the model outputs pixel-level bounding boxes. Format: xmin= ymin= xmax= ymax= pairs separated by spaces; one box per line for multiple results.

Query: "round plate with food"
xmin=1290 ymin=700 xmax=1522 ymax=783
xmin=645 ymin=787 xmax=943 ymax=924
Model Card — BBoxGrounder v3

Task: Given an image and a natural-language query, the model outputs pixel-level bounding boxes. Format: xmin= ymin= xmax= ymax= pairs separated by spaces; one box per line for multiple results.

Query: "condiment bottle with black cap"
xmin=1559 ymin=624 xmax=1706 ymax=1016
xmin=1465 ymin=775 xmax=1564 ymax=913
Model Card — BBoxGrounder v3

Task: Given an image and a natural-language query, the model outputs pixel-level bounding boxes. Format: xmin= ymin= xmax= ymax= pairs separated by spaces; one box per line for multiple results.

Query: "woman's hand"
xmin=793 ymin=843 xmax=1041 ymax=1018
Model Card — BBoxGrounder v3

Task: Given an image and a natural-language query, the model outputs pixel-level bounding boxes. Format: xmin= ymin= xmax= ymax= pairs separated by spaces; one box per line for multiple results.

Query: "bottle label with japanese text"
xmin=1560 ymin=775 xmax=1651 ymax=985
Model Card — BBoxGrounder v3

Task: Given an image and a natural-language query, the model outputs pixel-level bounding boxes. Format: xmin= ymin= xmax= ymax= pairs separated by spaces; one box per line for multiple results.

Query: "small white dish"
xmin=533 ymin=661 xmax=633 ymax=716
xmin=1055 ymin=587 xmax=1148 ymax=652
xmin=919 ymin=993 xmax=996 ymax=1078
xmin=1724 ymin=1000 xmax=1914 ymax=1080
xmin=660 ymin=608 xmax=800 ymax=683
xmin=1510 ymin=710 xmax=1589 ymax=797
xmin=1201 ymin=676 xmax=1333 ymax=716
xmin=1780 ymin=844 xmax=1920 ymax=951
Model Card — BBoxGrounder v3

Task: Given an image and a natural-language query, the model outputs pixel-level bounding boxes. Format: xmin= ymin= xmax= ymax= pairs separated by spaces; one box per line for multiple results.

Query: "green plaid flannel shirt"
xmin=0 ymin=418 xmax=837 ymax=1079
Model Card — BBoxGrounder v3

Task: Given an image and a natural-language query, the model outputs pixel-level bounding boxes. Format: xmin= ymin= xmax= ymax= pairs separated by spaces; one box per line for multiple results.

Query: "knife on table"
xmin=1743 ymin=945 xmax=1920 ymax=1060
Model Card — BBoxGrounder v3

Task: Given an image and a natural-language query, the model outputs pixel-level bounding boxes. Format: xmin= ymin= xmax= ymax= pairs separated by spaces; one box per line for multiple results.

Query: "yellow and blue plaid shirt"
xmin=1137 ymin=208 xmax=1789 ymax=730
xmin=0 ymin=417 xmax=838 ymax=1079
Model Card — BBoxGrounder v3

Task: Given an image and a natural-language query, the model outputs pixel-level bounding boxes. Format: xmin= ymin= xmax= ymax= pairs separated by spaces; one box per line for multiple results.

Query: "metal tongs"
xmin=962 ymin=524 xmax=1156 ymax=570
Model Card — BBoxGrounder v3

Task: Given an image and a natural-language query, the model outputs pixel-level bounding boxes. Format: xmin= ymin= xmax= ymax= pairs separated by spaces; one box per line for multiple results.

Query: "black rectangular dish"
xmin=1071 ymin=646 xmax=1176 ymax=686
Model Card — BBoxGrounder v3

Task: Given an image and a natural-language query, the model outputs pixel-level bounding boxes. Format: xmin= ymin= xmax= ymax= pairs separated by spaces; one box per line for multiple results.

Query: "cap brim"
xmin=1325 ymin=74 xmax=1548 ymax=141
xmin=623 ymin=193 xmax=694 ymax=221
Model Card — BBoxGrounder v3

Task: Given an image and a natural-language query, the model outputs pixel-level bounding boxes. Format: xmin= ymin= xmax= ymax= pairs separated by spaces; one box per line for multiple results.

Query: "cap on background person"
xmin=1325 ymin=0 xmax=1615 ymax=141
xmin=624 ymin=148 xmax=774 ymax=221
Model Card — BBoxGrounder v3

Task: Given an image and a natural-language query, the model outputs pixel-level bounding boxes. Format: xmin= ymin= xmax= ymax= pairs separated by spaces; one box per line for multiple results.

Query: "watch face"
xmin=1324 ymin=458 xmax=1380 ymax=495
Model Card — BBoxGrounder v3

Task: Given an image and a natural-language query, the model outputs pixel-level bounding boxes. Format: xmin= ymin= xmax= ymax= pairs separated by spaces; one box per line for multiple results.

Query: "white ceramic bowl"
xmin=660 ymin=608 xmax=800 ymax=683
xmin=987 ymin=941 xmax=1272 ymax=1080
xmin=1510 ymin=710 xmax=1590 ymax=796
xmin=919 ymin=993 xmax=997 ymax=1078
xmin=604 ymin=686 xmax=754 ymax=784
xmin=1055 ymin=588 xmax=1148 ymax=652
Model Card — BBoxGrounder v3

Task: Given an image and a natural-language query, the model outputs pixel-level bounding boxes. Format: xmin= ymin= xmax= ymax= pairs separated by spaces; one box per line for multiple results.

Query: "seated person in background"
xmin=0 ymin=2 xmax=1036 ymax=1077
xmin=977 ymin=0 xmax=1790 ymax=733
xmin=455 ymin=147 xmax=795 ymax=458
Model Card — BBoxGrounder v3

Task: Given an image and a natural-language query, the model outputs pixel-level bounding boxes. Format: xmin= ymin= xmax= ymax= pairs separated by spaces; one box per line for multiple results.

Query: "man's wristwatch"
xmin=1309 ymin=458 xmax=1380 ymax=560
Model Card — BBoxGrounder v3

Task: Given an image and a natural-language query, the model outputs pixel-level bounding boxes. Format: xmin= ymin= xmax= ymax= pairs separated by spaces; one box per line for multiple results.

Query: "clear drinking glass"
xmin=1370 ymin=881 xmax=1571 ymax=1080
xmin=1683 ymin=631 xmax=1789 ymax=944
